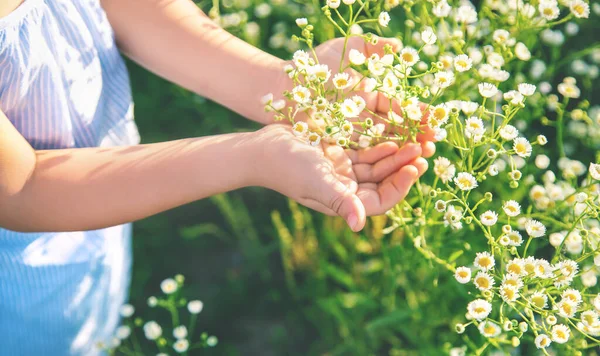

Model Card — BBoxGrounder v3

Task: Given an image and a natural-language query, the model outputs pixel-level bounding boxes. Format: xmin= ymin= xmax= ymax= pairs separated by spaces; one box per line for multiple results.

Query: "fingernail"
xmin=346 ymin=213 xmax=358 ymax=231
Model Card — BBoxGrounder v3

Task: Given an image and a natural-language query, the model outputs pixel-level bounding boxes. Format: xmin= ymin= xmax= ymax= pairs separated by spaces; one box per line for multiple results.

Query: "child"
xmin=0 ymin=0 xmax=435 ymax=354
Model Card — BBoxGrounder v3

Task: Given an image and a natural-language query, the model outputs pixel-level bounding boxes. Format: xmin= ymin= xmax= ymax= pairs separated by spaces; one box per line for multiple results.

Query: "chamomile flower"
xmin=349 ymin=49 xmax=366 ymax=66
xmin=474 ymin=252 xmax=495 ymax=271
xmin=400 ymin=47 xmax=420 ymax=67
xmin=333 ymin=73 xmax=352 ymax=90
xmin=513 ymin=137 xmax=532 ymax=158
xmin=173 ymin=325 xmax=188 ymax=339
xmin=292 ymin=50 xmax=311 ymax=68
xmin=292 ymin=85 xmax=311 ymax=104
xmin=518 ymin=83 xmax=536 ymax=96
xmin=478 ymin=82 xmax=498 ymax=98
xmin=119 ymin=304 xmax=135 ymax=318
xmin=467 ymin=299 xmax=492 ymax=320
xmin=455 ymin=266 xmax=472 ymax=284
xmin=453 ymin=54 xmax=472 ymax=72
xmin=589 ymin=163 xmax=600 ymax=180
xmin=530 ymin=292 xmax=548 ymax=309
xmin=143 ymin=321 xmax=162 ymax=340
xmin=558 ymin=79 xmax=581 ymax=98
xmin=340 ymin=99 xmax=360 ymax=118
xmin=173 ymin=339 xmax=189 ymax=353
xmin=500 ymin=284 xmax=520 ymax=303
xmin=478 ymin=321 xmax=501 ymax=337
xmin=327 ymin=0 xmax=341 ymax=9
xmin=551 ymin=324 xmax=571 ymax=344
xmin=308 ymin=64 xmax=331 ymax=83
xmin=535 ymin=334 xmax=551 ymax=349
xmin=187 ymin=300 xmax=204 ymax=314
xmin=525 ymin=219 xmax=546 ymax=238
xmin=473 ymin=271 xmax=495 ymax=291
xmin=570 ymin=0 xmax=590 ymax=18
xmin=433 ymin=71 xmax=455 ymax=88
xmin=499 ymin=125 xmax=519 ymax=141
xmin=116 ymin=325 xmax=132 ymax=340
xmin=405 ymin=104 xmax=423 ymax=121
xmin=492 ymin=29 xmax=510 ymax=44
xmin=378 ymin=12 xmax=391 ymax=27
xmin=295 ymin=18 xmax=308 ymax=27
xmin=515 ymin=42 xmax=531 ymax=61
xmin=160 ymin=279 xmax=178 ymax=295
xmin=307 ymin=132 xmax=321 ymax=146
xmin=556 ymin=299 xmax=578 ymax=318
xmin=433 ymin=157 xmax=456 ymax=183
xmin=562 ymin=289 xmax=583 ymax=305
xmin=503 ymin=200 xmax=521 ymax=217
xmin=435 ymin=200 xmax=447 ymax=212
xmin=454 ymin=172 xmax=478 ymax=191
xmin=465 ymin=117 xmax=485 ymax=140
xmin=292 ymin=122 xmax=308 ymax=137
xmin=539 ymin=2 xmax=560 ymax=20
xmin=480 ymin=211 xmax=498 ymax=226
xmin=421 ymin=27 xmax=437 ymax=45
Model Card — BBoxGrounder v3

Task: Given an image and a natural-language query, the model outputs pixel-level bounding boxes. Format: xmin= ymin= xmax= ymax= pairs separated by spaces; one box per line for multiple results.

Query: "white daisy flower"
xmin=173 ymin=339 xmax=189 ymax=353
xmin=333 ymin=73 xmax=352 ymax=90
xmin=421 ymin=27 xmax=437 ymax=45
xmin=492 ymin=29 xmax=510 ymax=44
xmin=525 ymin=219 xmax=546 ymax=238
xmin=465 ymin=116 xmax=485 ymax=141
xmin=581 ymin=310 xmax=599 ymax=327
xmin=499 ymin=284 xmax=519 ymax=303
xmin=292 ymin=121 xmax=308 ymax=137
xmin=535 ymin=334 xmax=551 ymax=349
xmin=432 ymin=1 xmax=451 ymax=17
xmin=539 ymin=2 xmax=560 ymax=20
xmin=292 ymin=50 xmax=311 ymax=68
xmin=555 ymin=299 xmax=578 ymax=318
xmin=513 ymin=137 xmax=532 ymax=158
xmin=506 ymin=230 xmax=523 ymax=247
xmin=429 ymin=104 xmax=449 ymax=127
xmin=535 ymin=259 xmax=553 ymax=278
xmin=187 ymin=301 xmax=203 ymax=315
xmin=506 ymin=259 xmax=525 ymax=276
xmin=378 ymin=11 xmax=391 ymax=27
xmin=307 ymin=132 xmax=321 ymax=146
xmin=405 ymin=104 xmax=423 ymax=121
xmin=589 ymin=163 xmax=600 ymax=180
xmin=143 ymin=321 xmax=162 ymax=340
xmin=327 ymin=0 xmax=341 ymax=9
xmin=504 ymin=90 xmax=524 ymax=105
xmin=570 ymin=0 xmax=590 ymax=18
xmin=173 ymin=325 xmax=188 ymax=339
xmin=433 ymin=157 xmax=456 ymax=183
xmin=467 ymin=299 xmax=492 ymax=320
xmin=292 ymin=85 xmax=311 ymax=104
xmin=308 ymin=64 xmax=331 ymax=83
xmin=454 ymin=172 xmax=478 ymax=191
xmin=434 ymin=200 xmax=447 ymax=212
xmin=295 ymin=18 xmax=308 ymax=27
xmin=453 ymin=54 xmax=472 ymax=72
xmin=455 ymin=266 xmax=472 ymax=284
xmin=518 ymin=83 xmax=536 ymax=96
xmin=561 ymin=288 xmax=582 ymax=305
xmin=551 ymin=324 xmax=571 ymax=344
xmin=474 ymin=252 xmax=495 ymax=271
xmin=349 ymin=49 xmax=366 ymax=66
xmin=515 ymin=42 xmax=531 ymax=61
xmin=480 ymin=211 xmax=498 ymax=226
xmin=478 ymin=321 xmax=501 ymax=337
xmin=455 ymin=5 xmax=477 ymax=24
xmin=478 ymin=82 xmax=498 ymax=98
xmin=558 ymin=80 xmax=581 ymax=98
xmin=499 ymin=125 xmax=519 ymax=140
xmin=502 ymin=200 xmax=521 ymax=217
xmin=160 ymin=279 xmax=178 ymax=295
xmin=400 ymin=47 xmax=420 ymax=67
xmin=433 ymin=71 xmax=455 ymax=88
xmin=473 ymin=271 xmax=495 ymax=291
xmin=340 ymin=99 xmax=360 ymax=118
xmin=530 ymin=291 xmax=548 ymax=309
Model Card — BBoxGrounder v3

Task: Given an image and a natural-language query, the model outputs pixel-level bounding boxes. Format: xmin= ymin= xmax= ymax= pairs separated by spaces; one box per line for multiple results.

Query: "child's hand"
xmin=312 ymin=36 xmax=436 ymax=158
xmin=250 ymin=125 xmax=427 ymax=232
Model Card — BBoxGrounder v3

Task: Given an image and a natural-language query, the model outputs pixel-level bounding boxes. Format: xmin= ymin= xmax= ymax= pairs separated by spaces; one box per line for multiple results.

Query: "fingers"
xmin=409 ymin=157 xmax=429 ymax=177
xmin=421 ymin=141 xmax=436 ymax=158
xmin=345 ymin=141 xmax=398 ymax=164
xmin=319 ymin=176 xmax=366 ymax=232
xmin=357 ymin=164 xmax=419 ymax=216
xmin=353 ymin=143 xmax=422 ymax=183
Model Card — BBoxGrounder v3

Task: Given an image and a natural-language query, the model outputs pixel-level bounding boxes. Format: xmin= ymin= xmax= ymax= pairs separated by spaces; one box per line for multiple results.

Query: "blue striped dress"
xmin=0 ymin=0 xmax=140 ymax=354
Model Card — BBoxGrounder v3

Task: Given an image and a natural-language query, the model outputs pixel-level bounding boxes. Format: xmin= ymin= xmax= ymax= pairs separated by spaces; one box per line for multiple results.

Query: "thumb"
xmin=322 ymin=178 xmax=366 ymax=232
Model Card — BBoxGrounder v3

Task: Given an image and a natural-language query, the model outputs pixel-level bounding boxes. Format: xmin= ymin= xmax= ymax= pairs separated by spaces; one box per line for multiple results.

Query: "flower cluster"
xmin=262 ymin=0 xmax=600 ymax=354
xmin=103 ymin=275 xmax=217 ymax=355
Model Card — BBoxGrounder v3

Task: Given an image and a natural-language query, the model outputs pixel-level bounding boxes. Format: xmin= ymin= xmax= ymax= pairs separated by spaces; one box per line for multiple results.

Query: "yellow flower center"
xmin=475 ymin=276 xmax=490 ymax=289
xmin=402 ymin=53 xmax=414 ymax=63
xmin=531 ymin=296 xmax=545 ymax=308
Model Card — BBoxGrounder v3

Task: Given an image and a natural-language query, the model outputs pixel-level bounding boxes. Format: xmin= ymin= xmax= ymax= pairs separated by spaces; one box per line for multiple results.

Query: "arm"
xmin=0 ymin=109 xmax=426 ymax=233
xmin=0 ymin=109 xmax=257 ymax=232
xmin=100 ymin=0 xmax=285 ymax=125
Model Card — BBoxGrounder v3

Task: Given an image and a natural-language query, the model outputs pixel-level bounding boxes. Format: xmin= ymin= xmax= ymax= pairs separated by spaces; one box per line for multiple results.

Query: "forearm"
xmin=101 ymin=0 xmax=286 ymax=124
xmin=0 ymin=132 xmax=257 ymax=232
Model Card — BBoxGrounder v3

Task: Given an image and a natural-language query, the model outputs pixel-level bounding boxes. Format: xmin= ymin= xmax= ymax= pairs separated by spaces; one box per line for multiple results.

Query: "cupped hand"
xmin=253 ymin=124 xmax=428 ymax=232
xmin=313 ymin=36 xmax=437 ymax=158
